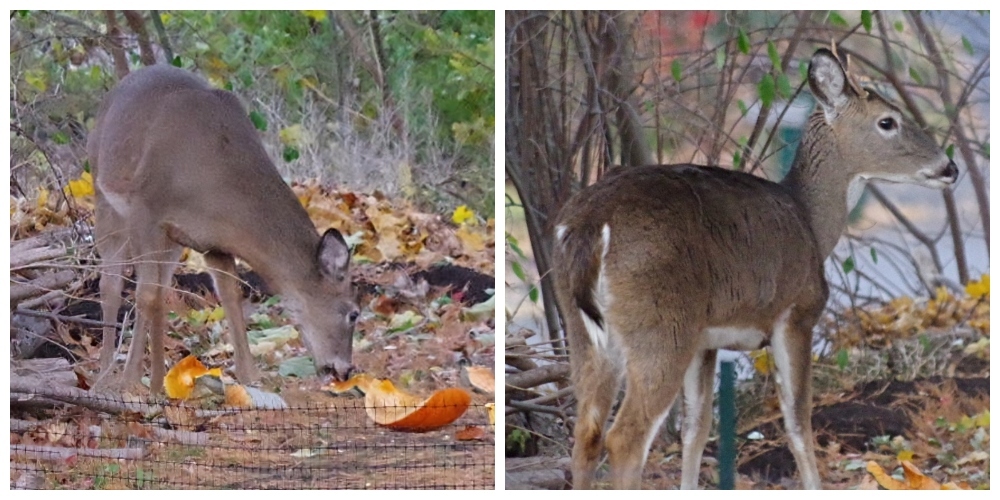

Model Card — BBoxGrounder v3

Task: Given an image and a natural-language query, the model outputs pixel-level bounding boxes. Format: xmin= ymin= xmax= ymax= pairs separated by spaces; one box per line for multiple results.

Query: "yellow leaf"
xmin=751 ymin=349 xmax=773 ymax=375
xmin=958 ymin=415 xmax=975 ymax=430
xmin=974 ymin=410 xmax=989 ymax=428
xmin=455 ymin=225 xmax=486 ymax=252
xmin=65 ymin=171 xmax=94 ymax=198
xmin=36 ymin=188 xmax=49 ymax=209
xmin=279 ymin=124 xmax=304 ymax=146
xmin=896 ymin=449 xmax=914 ymax=461
xmin=302 ymin=10 xmax=326 ymax=22
xmin=485 ymin=402 xmax=495 ymax=426
xmin=966 ymin=274 xmax=990 ymax=298
xmin=452 ymin=204 xmax=475 ymax=225
xmin=207 ymin=306 xmax=226 ymax=323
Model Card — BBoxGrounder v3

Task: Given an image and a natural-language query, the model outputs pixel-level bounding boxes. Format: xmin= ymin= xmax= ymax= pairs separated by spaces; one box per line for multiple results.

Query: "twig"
xmin=506 ymin=363 xmax=570 ymax=391
xmin=14 ymin=307 xmax=120 ymax=329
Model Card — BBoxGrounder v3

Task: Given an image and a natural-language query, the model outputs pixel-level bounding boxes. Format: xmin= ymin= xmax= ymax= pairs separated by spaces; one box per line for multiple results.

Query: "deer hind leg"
xmin=771 ymin=307 xmax=822 ymax=489
xmin=120 ymin=242 xmax=182 ymax=394
xmin=679 ymin=348 xmax=718 ymax=489
xmin=567 ymin=311 xmax=621 ymax=489
xmin=203 ymin=251 xmax=261 ymax=384
xmin=94 ymin=223 xmax=129 ymax=378
xmin=604 ymin=333 xmax=695 ymax=489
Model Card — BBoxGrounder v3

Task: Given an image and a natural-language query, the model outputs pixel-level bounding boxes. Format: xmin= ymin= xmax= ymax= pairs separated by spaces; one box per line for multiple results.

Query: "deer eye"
xmin=878 ymin=117 xmax=897 ymax=131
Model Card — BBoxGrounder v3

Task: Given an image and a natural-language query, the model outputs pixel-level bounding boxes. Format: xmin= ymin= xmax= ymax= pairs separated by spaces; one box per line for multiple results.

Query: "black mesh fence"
xmin=10 ymin=390 xmax=495 ymax=489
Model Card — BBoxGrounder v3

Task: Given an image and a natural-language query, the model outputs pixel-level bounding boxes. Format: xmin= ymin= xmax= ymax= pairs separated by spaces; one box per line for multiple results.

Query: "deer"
xmin=553 ymin=48 xmax=958 ymax=489
xmin=87 ymin=64 xmax=361 ymax=395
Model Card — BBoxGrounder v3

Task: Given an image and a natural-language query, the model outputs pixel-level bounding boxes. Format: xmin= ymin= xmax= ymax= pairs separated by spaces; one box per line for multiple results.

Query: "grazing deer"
xmin=553 ymin=49 xmax=957 ymax=489
xmin=88 ymin=65 xmax=360 ymax=394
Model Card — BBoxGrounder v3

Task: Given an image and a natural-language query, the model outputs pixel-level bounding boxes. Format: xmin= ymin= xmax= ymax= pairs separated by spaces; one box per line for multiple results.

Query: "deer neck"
xmin=230 ymin=211 xmax=322 ymax=298
xmin=780 ymin=112 xmax=855 ymax=258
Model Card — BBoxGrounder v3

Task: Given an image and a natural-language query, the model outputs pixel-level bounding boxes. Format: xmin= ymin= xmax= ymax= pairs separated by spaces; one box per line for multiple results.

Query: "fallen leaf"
xmin=451 ymin=205 xmax=475 ymax=225
xmin=455 ymin=426 xmax=485 ymax=441
xmin=965 ymin=273 xmax=989 ymax=298
xmin=867 ymin=460 xmax=970 ymax=490
xmin=455 ymin=225 xmax=486 ymax=253
xmin=465 ymin=365 xmax=495 ymax=394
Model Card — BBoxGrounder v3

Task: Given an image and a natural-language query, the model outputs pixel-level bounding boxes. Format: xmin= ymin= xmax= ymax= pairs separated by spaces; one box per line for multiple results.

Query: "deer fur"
xmin=553 ymin=49 xmax=958 ymax=489
xmin=88 ymin=65 xmax=360 ymax=394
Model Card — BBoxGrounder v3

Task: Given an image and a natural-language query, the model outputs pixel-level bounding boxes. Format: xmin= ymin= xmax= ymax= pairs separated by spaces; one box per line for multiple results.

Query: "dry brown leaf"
xmin=455 ymin=426 xmax=486 ymax=441
xmin=465 ymin=365 xmax=495 ymax=394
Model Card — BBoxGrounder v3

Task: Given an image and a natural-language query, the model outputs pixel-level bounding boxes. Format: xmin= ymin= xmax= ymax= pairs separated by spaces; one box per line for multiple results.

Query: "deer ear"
xmin=808 ymin=49 xmax=852 ymax=121
xmin=317 ymin=228 xmax=350 ymax=280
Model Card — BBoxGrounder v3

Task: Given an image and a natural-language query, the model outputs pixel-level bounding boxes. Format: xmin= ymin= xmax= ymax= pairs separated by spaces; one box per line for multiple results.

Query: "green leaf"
xmin=836 ymin=348 xmax=849 ymax=371
xmin=511 ymin=260 xmax=526 ymax=281
xmin=249 ymin=110 xmax=268 ymax=131
xmin=861 ymin=11 xmax=873 ymax=33
xmin=908 ymin=67 xmax=923 ymax=85
xmin=894 ymin=20 xmax=904 ymax=32
xmin=528 ymin=286 xmax=539 ymax=303
xmin=671 ymin=58 xmax=683 ymax=83
xmin=945 ymin=144 xmax=955 ymax=159
xmin=757 ymin=74 xmax=775 ymax=108
xmin=279 ymin=356 xmax=317 ymax=378
xmin=767 ymin=40 xmax=780 ymax=68
xmin=732 ymin=150 xmax=742 ymax=166
xmin=51 ymin=131 xmax=70 ymax=145
xmin=799 ymin=61 xmax=808 ymax=82
xmin=776 ymin=73 xmax=792 ymax=99
xmin=827 ymin=11 xmax=848 ymax=28
xmin=715 ymin=47 xmax=726 ymax=69
xmin=506 ymin=233 xmax=526 ymax=258
xmin=870 ymin=247 xmax=878 ymax=264
xmin=282 ymin=145 xmax=300 ymax=162
xmin=962 ymin=36 xmax=975 ymax=56
xmin=737 ymin=99 xmax=748 ymax=116
xmin=842 ymin=255 xmax=855 ymax=274
xmin=737 ymin=29 xmax=750 ymax=55
xmin=170 ymin=55 xmax=182 ymax=67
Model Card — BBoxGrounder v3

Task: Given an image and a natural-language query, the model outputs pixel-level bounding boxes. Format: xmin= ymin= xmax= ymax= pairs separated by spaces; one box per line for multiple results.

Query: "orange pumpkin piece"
xmin=164 ymin=355 xmax=222 ymax=399
xmin=328 ymin=374 xmax=471 ymax=432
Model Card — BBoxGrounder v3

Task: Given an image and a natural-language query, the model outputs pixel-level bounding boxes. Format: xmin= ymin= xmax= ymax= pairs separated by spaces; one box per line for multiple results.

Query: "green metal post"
xmin=718 ymin=360 xmax=736 ymax=489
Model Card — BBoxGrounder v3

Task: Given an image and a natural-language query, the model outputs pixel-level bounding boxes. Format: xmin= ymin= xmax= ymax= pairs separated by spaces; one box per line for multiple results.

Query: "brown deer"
xmin=88 ymin=65 xmax=360 ymax=394
xmin=553 ymin=49 xmax=957 ymax=489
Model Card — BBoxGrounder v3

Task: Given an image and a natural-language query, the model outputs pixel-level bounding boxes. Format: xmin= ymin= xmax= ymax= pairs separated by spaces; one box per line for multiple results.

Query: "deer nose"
xmin=318 ymin=363 xmax=356 ymax=383
xmin=942 ymin=160 xmax=959 ymax=183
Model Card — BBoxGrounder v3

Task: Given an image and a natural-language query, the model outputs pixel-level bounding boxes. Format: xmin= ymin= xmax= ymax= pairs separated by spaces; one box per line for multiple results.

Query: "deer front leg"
xmin=204 ymin=251 xmax=261 ymax=384
xmin=771 ymin=308 xmax=821 ymax=489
